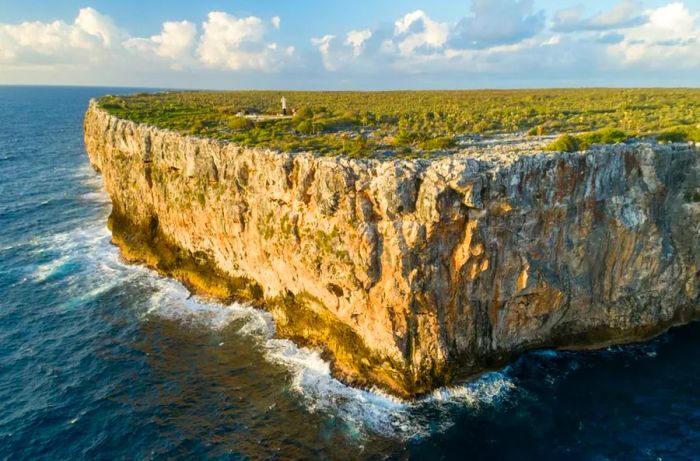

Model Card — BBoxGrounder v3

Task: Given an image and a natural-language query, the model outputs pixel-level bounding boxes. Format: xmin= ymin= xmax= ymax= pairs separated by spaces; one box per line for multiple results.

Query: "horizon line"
xmin=2 ymin=84 xmax=700 ymax=92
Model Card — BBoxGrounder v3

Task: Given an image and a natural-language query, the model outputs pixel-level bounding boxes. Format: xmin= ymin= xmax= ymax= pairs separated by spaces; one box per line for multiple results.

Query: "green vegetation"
xmin=656 ymin=125 xmax=700 ymax=143
xmin=98 ymin=89 xmax=700 ymax=158
xmin=545 ymin=134 xmax=582 ymax=152
xmin=108 ymin=210 xmax=263 ymax=303
xmin=545 ymin=127 xmax=632 ymax=152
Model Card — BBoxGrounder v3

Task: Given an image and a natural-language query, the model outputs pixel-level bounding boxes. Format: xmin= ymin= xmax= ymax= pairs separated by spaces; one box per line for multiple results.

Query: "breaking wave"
xmin=25 ymin=167 xmax=517 ymax=442
xmin=140 ymin=279 xmax=517 ymax=440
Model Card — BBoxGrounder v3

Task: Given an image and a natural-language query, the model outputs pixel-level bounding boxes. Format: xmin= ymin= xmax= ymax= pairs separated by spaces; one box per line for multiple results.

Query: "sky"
xmin=1 ymin=0 xmax=700 ymax=89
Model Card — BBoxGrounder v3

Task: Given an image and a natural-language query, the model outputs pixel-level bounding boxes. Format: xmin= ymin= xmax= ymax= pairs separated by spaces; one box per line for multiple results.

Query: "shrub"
xmin=657 ymin=128 xmax=688 ymax=143
xmin=360 ymin=111 xmax=376 ymax=126
xmin=419 ymin=136 xmax=456 ymax=150
xmin=189 ymin=119 xmax=207 ymax=135
xmin=578 ymin=127 xmax=630 ymax=148
xmin=527 ymin=125 xmax=545 ymax=136
xmin=657 ymin=126 xmax=700 ymax=143
xmin=342 ymin=110 xmax=360 ymax=120
xmin=545 ymin=134 xmax=580 ymax=152
xmin=98 ymin=89 xmax=700 ymax=157
xmin=545 ymin=128 xmax=631 ymax=152
xmin=218 ymin=106 xmax=240 ymax=115
xmin=228 ymin=117 xmax=253 ymax=131
xmin=294 ymin=107 xmax=314 ymax=121
xmin=393 ymin=130 xmax=419 ymax=146
xmin=296 ymin=120 xmax=313 ymax=134
xmin=473 ymin=121 xmax=489 ymax=134
xmin=326 ymin=116 xmax=360 ymax=130
xmin=347 ymin=137 xmax=370 ymax=157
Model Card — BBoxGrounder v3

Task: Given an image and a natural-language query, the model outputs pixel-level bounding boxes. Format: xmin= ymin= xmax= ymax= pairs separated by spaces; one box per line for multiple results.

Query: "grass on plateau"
xmin=98 ymin=89 xmax=700 ymax=158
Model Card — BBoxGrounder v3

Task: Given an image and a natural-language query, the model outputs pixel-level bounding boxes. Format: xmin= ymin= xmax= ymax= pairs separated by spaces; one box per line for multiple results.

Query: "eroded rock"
xmin=84 ymin=100 xmax=700 ymax=398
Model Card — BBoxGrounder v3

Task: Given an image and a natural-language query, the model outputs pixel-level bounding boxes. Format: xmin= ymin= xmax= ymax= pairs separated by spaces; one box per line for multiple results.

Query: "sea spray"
xmin=139 ymin=267 xmax=518 ymax=440
xmin=52 ymin=167 xmax=518 ymax=441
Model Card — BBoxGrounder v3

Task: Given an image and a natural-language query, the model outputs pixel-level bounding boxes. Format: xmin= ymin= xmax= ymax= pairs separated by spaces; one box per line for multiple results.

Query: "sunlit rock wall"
xmin=85 ymin=100 xmax=700 ymax=397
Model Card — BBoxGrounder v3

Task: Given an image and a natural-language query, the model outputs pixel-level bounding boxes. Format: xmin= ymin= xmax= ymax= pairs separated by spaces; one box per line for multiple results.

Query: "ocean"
xmin=0 ymin=86 xmax=698 ymax=460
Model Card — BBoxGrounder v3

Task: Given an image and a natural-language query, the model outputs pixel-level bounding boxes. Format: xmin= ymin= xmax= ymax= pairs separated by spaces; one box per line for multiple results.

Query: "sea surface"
xmin=0 ymin=86 xmax=699 ymax=460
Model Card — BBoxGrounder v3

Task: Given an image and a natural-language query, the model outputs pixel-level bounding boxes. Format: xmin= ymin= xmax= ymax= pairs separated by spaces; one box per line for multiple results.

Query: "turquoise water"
xmin=1 ymin=86 xmax=699 ymax=460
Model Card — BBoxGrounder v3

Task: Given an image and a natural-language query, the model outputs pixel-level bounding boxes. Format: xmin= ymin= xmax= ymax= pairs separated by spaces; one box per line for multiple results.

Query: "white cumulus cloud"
xmin=2 ymin=3 xmax=700 ymax=88
xmin=311 ymin=34 xmax=337 ymax=70
xmin=197 ymin=12 xmax=279 ymax=71
xmin=152 ymin=21 xmax=198 ymax=61
xmin=0 ymin=7 xmax=123 ymax=64
xmin=345 ymin=29 xmax=372 ymax=57
xmin=125 ymin=20 xmax=197 ymax=67
xmin=393 ymin=10 xmax=449 ymax=56
xmin=450 ymin=0 xmax=545 ymax=49
xmin=73 ymin=7 xmax=120 ymax=47
xmin=0 ymin=7 xmax=293 ymax=81
xmin=609 ymin=2 xmax=700 ymax=66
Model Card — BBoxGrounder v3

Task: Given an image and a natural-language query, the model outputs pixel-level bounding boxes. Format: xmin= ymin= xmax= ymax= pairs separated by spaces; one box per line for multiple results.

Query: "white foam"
xmin=32 ymin=255 xmax=72 ymax=282
xmin=133 ymin=272 xmax=517 ymax=440
xmin=144 ymin=279 xmax=249 ymax=331
xmin=263 ymin=337 xmax=419 ymax=437
xmin=74 ymin=163 xmax=102 ymax=183
xmin=48 ymin=163 xmax=518 ymax=441
xmin=260 ymin=331 xmax=515 ymax=440
xmin=79 ymin=191 xmax=111 ymax=204
xmin=427 ymin=372 xmax=515 ymax=406
xmin=113 ymin=252 xmax=515 ymax=439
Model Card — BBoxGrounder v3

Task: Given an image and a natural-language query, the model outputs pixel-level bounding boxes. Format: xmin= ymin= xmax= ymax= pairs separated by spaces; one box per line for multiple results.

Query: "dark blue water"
xmin=1 ymin=86 xmax=699 ymax=461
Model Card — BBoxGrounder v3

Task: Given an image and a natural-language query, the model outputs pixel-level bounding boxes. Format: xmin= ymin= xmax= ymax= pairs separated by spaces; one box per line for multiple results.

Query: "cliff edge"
xmin=84 ymin=100 xmax=700 ymax=398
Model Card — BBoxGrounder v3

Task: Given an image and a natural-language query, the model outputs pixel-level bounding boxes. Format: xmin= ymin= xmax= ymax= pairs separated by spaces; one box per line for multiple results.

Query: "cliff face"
xmin=84 ymin=101 xmax=700 ymax=398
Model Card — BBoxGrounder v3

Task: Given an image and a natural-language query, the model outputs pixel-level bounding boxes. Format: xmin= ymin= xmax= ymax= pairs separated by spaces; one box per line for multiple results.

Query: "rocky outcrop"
xmin=84 ymin=100 xmax=700 ymax=398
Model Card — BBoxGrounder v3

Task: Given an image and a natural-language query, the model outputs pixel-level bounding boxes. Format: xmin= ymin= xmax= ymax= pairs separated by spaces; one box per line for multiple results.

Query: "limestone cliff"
xmin=84 ymin=100 xmax=700 ymax=398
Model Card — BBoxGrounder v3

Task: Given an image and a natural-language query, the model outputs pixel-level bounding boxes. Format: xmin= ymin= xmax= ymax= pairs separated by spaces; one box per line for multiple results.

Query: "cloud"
xmin=393 ymin=10 xmax=450 ymax=55
xmin=2 ymin=3 xmax=700 ymax=88
xmin=312 ymin=27 xmax=388 ymax=72
xmin=345 ymin=29 xmax=372 ymax=57
xmin=153 ymin=21 xmax=197 ymax=61
xmin=597 ymin=32 xmax=625 ymax=44
xmin=311 ymin=34 xmax=335 ymax=55
xmin=197 ymin=12 xmax=291 ymax=71
xmin=450 ymin=0 xmax=546 ymax=49
xmin=0 ymin=7 xmax=293 ymax=77
xmin=125 ymin=20 xmax=197 ymax=67
xmin=311 ymin=3 xmax=546 ymax=72
xmin=310 ymin=4 xmax=545 ymax=72
xmin=311 ymin=34 xmax=339 ymax=70
xmin=0 ymin=7 xmax=123 ymax=64
xmin=552 ymin=1 xmax=648 ymax=32
xmin=608 ymin=2 xmax=700 ymax=66
xmin=74 ymin=7 xmax=120 ymax=47
xmin=307 ymin=1 xmax=700 ymax=83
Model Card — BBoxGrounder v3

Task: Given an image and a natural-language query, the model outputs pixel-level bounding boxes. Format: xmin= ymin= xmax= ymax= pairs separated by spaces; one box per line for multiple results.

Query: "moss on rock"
xmin=108 ymin=209 xmax=263 ymax=303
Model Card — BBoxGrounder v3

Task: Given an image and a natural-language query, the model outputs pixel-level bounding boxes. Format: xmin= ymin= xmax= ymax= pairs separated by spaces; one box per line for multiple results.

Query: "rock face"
xmin=84 ymin=100 xmax=700 ymax=398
